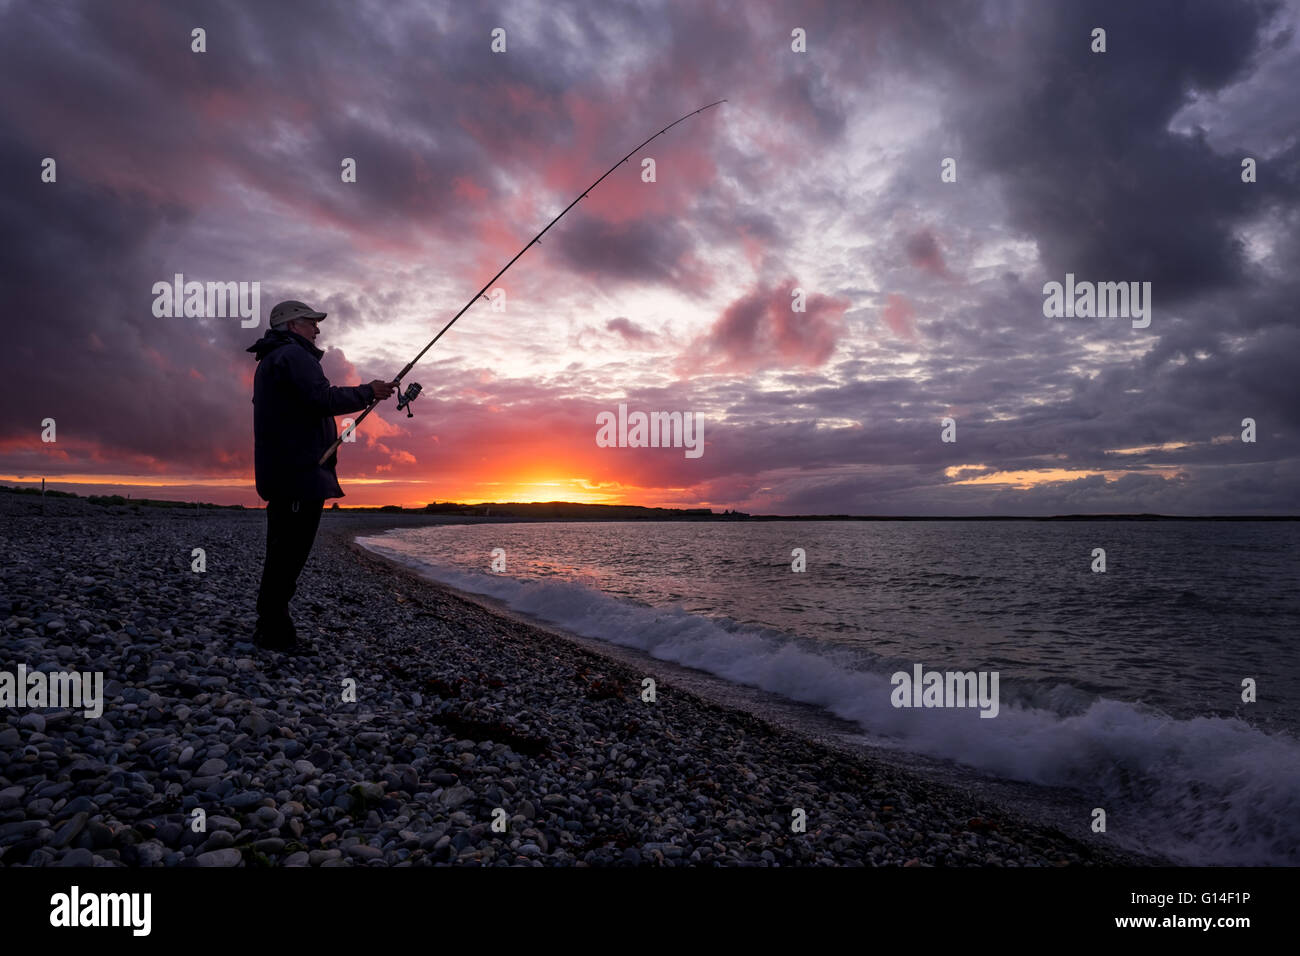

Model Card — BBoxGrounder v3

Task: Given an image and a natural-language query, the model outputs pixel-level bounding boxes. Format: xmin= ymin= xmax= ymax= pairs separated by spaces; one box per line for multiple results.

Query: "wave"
xmin=358 ymin=535 xmax=1300 ymax=865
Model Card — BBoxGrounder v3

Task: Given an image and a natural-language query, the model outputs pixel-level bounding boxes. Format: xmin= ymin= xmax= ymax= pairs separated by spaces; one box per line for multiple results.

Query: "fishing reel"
xmin=395 ymin=382 xmax=422 ymax=417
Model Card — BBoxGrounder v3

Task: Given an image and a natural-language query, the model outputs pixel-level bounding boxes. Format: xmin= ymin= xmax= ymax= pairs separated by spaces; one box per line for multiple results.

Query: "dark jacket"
xmin=247 ymin=329 xmax=374 ymax=501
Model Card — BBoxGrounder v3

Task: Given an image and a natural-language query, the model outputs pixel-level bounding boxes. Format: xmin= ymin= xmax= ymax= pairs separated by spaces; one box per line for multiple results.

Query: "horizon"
xmin=8 ymin=483 xmax=1298 ymax=520
xmin=4 ymin=0 xmax=1299 ymax=515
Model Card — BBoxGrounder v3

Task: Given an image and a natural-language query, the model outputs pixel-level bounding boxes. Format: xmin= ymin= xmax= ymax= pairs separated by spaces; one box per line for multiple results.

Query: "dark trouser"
xmin=255 ymin=497 xmax=325 ymax=636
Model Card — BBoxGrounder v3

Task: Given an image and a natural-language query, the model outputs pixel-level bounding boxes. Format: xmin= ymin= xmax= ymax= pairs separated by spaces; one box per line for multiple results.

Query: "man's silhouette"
xmin=246 ymin=300 xmax=395 ymax=651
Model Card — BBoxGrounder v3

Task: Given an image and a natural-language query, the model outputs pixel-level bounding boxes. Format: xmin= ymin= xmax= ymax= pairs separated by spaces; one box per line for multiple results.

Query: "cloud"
xmin=904 ymin=229 xmax=951 ymax=278
xmin=880 ymin=293 xmax=918 ymax=341
xmin=683 ymin=278 xmax=850 ymax=374
xmin=954 ymin=0 xmax=1284 ymax=305
xmin=605 ymin=317 xmax=654 ymax=346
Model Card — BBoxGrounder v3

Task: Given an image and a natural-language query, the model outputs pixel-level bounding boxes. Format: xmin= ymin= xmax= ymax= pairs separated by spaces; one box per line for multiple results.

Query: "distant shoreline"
xmin=3 ymin=484 xmax=1295 ymax=520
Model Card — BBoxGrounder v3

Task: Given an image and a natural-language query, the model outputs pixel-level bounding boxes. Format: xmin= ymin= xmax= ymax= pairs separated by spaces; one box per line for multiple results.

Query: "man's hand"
xmin=368 ymin=379 xmax=398 ymax=401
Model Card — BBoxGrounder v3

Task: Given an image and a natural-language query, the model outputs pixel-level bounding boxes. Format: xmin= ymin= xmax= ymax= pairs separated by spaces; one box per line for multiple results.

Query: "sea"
xmin=357 ymin=519 xmax=1300 ymax=865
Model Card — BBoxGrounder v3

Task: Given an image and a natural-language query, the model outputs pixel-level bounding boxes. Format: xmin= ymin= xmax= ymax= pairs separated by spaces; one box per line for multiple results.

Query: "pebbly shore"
xmin=0 ymin=490 xmax=1151 ymax=867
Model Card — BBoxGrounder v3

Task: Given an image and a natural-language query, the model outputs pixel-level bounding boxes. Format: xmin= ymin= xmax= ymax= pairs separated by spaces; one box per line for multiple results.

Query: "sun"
xmin=464 ymin=477 xmax=621 ymax=505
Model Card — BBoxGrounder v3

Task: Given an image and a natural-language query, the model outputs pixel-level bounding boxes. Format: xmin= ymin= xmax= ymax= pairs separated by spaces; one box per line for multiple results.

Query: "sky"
xmin=2 ymin=0 xmax=1298 ymax=514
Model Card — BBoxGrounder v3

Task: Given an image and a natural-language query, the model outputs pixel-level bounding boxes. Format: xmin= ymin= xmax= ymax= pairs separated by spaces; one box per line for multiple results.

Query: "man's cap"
xmin=270 ymin=300 xmax=327 ymax=327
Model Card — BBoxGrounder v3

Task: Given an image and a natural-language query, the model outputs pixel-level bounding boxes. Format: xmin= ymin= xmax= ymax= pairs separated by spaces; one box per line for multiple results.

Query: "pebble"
xmin=18 ymin=714 xmax=45 ymax=733
xmin=239 ymin=714 xmax=274 ymax=736
xmin=53 ymin=812 xmax=88 ymax=848
xmin=197 ymin=848 xmax=242 ymax=867
xmin=202 ymin=831 xmax=235 ymax=851
xmin=137 ymin=842 xmax=166 ymax=865
xmin=254 ymin=807 xmax=285 ymax=829
xmin=196 ymin=758 xmax=227 ymax=776
xmin=440 ymin=786 xmax=473 ymax=808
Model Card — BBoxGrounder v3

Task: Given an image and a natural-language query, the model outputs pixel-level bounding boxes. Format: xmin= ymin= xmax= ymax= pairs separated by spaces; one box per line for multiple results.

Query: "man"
xmin=246 ymin=300 xmax=396 ymax=651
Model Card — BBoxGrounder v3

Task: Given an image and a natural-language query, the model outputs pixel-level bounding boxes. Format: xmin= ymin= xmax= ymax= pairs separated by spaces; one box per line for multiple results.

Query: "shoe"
xmin=254 ymin=629 xmax=322 ymax=657
xmin=254 ymin=609 xmax=296 ymax=639
xmin=253 ymin=619 xmax=297 ymax=650
xmin=254 ymin=630 xmax=295 ymax=651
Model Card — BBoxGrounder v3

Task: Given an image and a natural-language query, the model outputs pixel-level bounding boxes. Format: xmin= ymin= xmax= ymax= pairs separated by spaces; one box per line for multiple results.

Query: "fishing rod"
xmin=319 ymin=98 xmax=727 ymax=466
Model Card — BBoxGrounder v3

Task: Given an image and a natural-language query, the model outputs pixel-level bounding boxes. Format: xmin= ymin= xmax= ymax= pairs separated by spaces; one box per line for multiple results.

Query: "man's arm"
xmin=278 ymin=347 xmax=378 ymax=416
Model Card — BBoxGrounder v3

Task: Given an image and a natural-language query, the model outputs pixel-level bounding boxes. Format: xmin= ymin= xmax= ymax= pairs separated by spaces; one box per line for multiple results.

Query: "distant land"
xmin=3 ymin=485 xmax=1296 ymax=520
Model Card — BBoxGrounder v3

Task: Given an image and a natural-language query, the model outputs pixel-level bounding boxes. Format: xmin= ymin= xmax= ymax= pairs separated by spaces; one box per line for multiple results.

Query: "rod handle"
xmin=317 ymin=398 xmax=380 ymax=467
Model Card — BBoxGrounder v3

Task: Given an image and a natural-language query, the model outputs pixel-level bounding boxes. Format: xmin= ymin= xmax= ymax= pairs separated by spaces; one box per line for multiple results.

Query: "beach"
xmin=0 ymin=490 xmax=1152 ymax=867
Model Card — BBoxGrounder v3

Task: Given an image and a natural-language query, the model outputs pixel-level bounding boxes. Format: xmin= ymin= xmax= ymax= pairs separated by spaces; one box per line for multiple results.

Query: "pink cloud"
xmin=881 ymin=293 xmax=918 ymax=340
xmin=683 ymin=278 xmax=848 ymax=374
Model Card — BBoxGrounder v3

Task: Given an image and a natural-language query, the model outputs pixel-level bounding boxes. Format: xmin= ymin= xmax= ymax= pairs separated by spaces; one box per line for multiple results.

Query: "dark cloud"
xmin=550 ymin=215 xmax=700 ymax=287
xmin=957 ymin=0 xmax=1285 ymax=304
xmin=605 ymin=317 xmax=653 ymax=345
xmin=904 ymin=229 xmax=950 ymax=278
